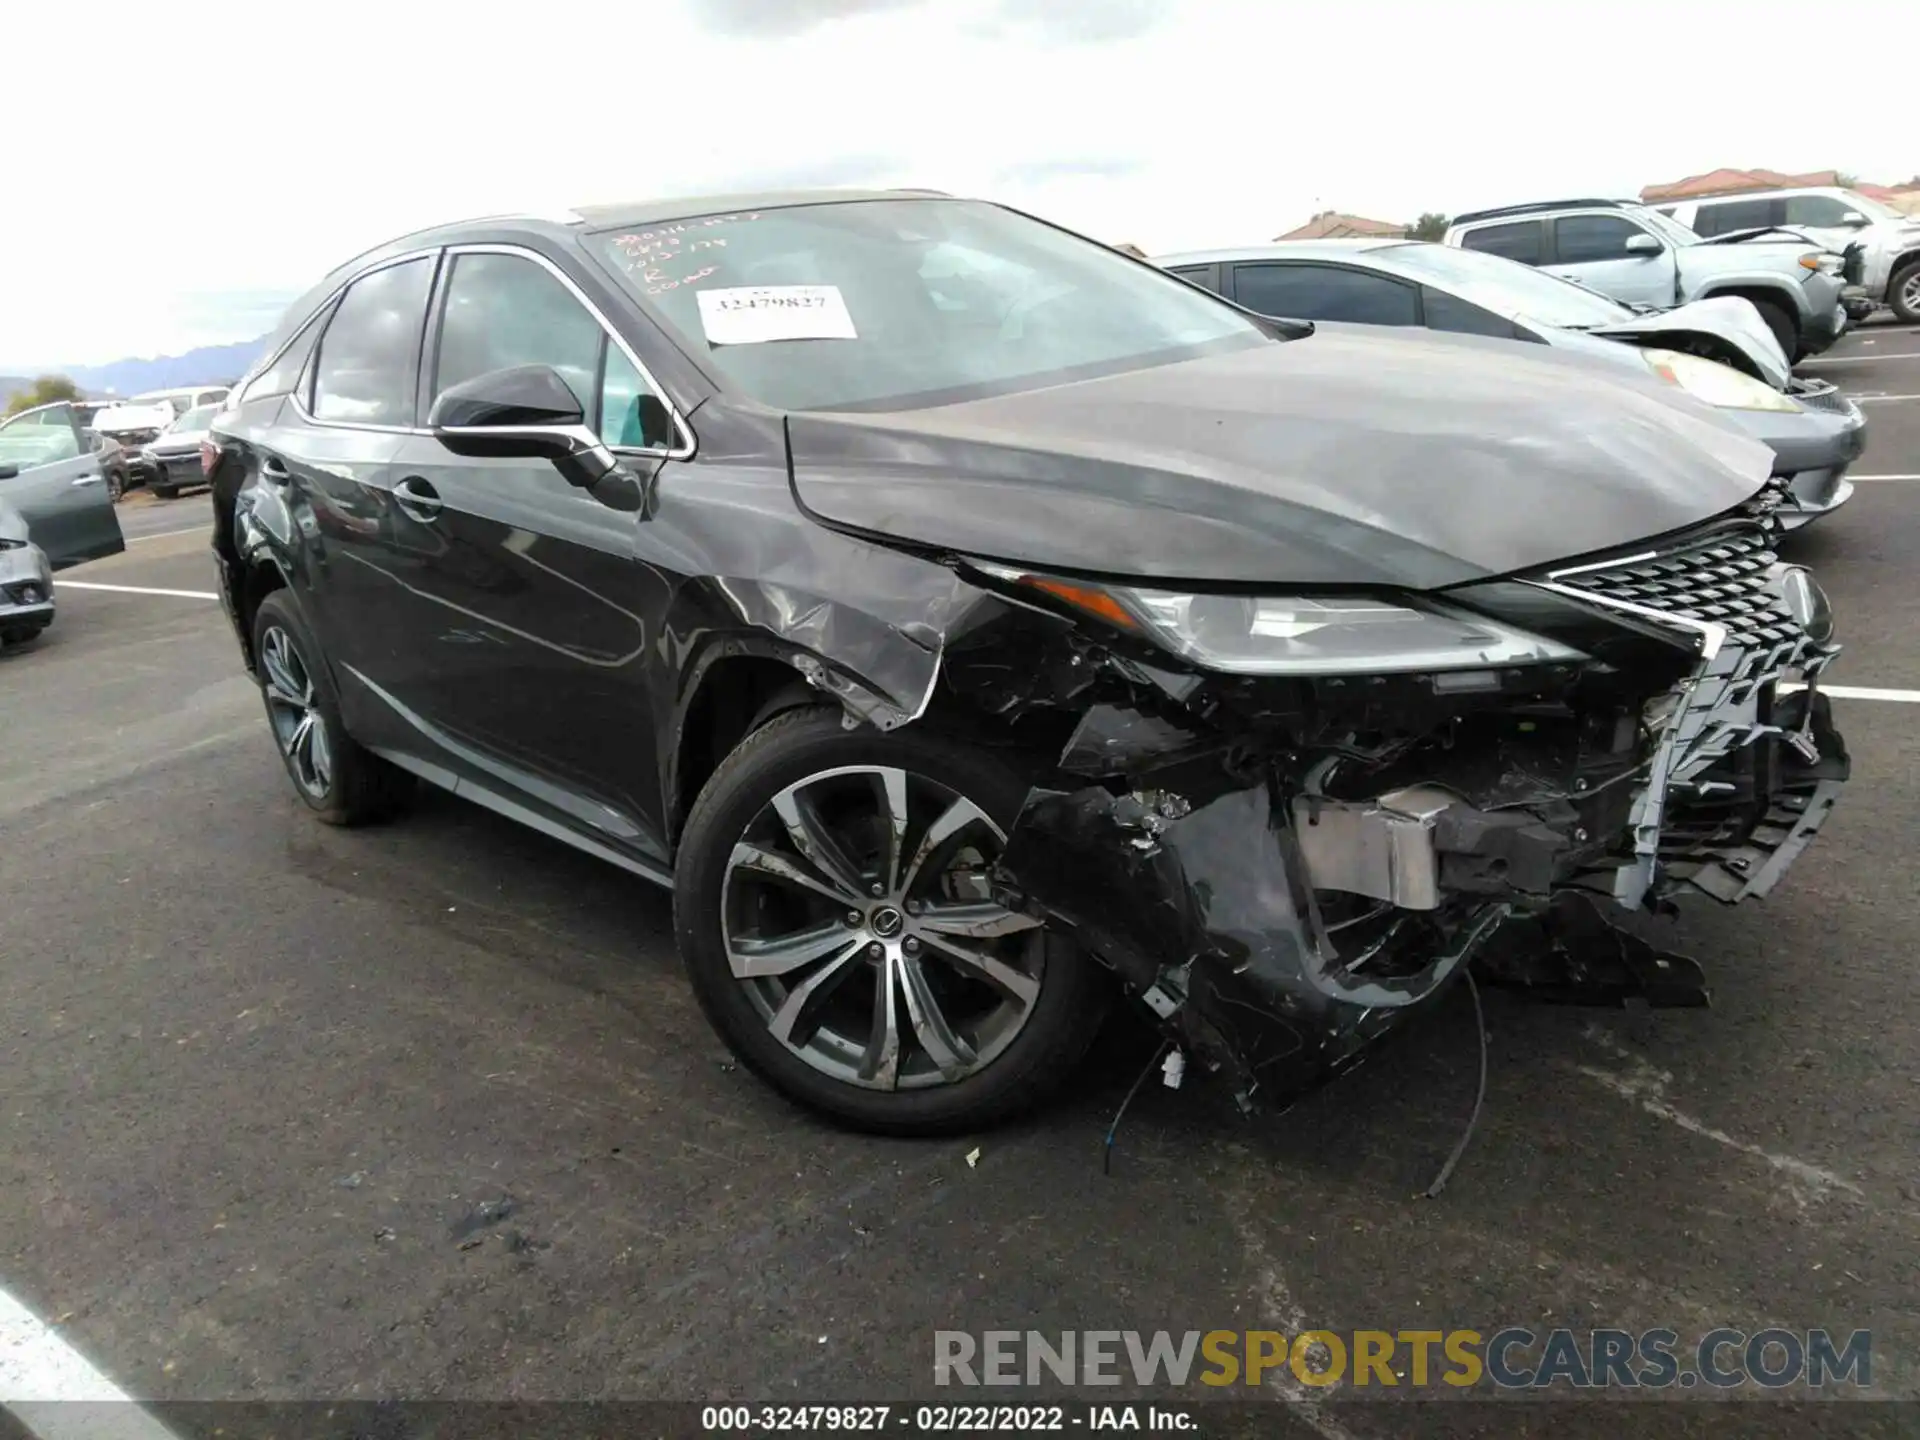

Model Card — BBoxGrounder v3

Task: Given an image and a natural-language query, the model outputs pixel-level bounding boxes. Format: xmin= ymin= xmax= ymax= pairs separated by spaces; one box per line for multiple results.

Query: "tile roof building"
xmin=1272 ymin=210 xmax=1407 ymax=241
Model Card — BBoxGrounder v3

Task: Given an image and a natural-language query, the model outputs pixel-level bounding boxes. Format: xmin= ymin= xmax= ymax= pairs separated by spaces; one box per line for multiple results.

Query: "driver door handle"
xmin=70 ymin=474 xmax=104 ymax=487
xmin=393 ymin=475 xmax=443 ymax=521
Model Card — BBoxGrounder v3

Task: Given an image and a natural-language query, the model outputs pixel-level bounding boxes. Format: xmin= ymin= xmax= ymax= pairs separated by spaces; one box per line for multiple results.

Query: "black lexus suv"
xmin=208 ymin=189 xmax=1848 ymax=1134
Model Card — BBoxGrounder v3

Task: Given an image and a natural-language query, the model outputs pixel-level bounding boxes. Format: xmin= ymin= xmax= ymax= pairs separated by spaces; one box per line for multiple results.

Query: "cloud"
xmin=974 ymin=0 xmax=1169 ymax=43
xmin=994 ymin=157 xmax=1148 ymax=186
xmin=705 ymin=152 xmax=915 ymax=192
xmin=689 ymin=0 xmax=925 ymax=37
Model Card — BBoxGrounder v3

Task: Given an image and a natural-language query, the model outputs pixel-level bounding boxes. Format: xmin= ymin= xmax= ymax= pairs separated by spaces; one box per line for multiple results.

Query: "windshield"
xmin=1843 ymin=190 xmax=1904 ymax=222
xmin=1372 ymin=243 xmax=1632 ymax=329
xmin=588 ymin=199 xmax=1270 ymax=410
xmin=172 ymin=405 xmax=216 ymax=431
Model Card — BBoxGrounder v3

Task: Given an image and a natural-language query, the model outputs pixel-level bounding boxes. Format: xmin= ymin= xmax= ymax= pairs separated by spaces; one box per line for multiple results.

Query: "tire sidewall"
xmin=251 ymin=591 xmax=351 ymax=819
xmin=674 ymin=709 xmax=1101 ymax=1133
xmin=1891 ymin=261 xmax=1920 ymax=325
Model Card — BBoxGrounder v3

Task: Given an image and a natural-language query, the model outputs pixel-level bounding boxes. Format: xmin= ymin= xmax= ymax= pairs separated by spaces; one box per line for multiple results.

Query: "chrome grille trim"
xmin=1545 ymin=524 xmax=1800 ymax=651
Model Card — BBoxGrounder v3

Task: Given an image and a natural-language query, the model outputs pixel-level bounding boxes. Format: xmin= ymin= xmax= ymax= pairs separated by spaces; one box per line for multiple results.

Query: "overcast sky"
xmin=3 ymin=0 xmax=1911 ymax=367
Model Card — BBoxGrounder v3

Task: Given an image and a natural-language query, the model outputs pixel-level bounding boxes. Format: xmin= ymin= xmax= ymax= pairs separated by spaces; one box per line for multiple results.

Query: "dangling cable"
xmin=1104 ymin=1040 xmax=1172 ymax=1176
xmin=1422 ymin=970 xmax=1488 ymax=1200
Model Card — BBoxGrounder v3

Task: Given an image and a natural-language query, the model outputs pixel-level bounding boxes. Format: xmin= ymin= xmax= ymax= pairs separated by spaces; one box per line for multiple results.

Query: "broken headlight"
xmin=995 ymin=570 xmax=1584 ymax=676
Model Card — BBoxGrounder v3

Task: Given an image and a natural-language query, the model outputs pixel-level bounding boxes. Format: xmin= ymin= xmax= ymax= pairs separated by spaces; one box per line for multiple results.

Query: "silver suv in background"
xmin=1655 ymin=187 xmax=1920 ymax=323
xmin=1443 ymin=199 xmax=1849 ymax=360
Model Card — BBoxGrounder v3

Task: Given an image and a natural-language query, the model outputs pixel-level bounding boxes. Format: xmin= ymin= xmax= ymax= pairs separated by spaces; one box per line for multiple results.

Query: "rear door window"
xmin=1230 ymin=263 xmax=1418 ymax=325
xmin=1458 ymin=221 xmax=1544 ymax=265
xmin=310 ymin=256 xmax=437 ymax=426
xmin=1692 ymin=198 xmax=1779 ymax=237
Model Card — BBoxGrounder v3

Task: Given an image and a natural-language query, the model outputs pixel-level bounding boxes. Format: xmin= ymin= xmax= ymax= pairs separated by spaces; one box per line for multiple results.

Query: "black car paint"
xmin=787 ymin=326 xmax=1772 ymax=589
xmin=209 ymin=194 xmax=1832 ymax=1110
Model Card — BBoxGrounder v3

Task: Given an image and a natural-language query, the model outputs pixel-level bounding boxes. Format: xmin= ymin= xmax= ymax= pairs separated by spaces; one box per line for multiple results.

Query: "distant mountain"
xmin=62 ymin=339 xmax=269 ymax=399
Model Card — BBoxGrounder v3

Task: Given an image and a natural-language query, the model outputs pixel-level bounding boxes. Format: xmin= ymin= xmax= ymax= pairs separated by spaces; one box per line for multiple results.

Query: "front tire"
xmin=674 ymin=708 xmax=1107 ymax=1135
xmin=251 ymin=591 xmax=411 ymax=826
xmin=152 ymin=483 xmax=179 ymax=500
xmin=1750 ymin=297 xmax=1800 ymax=362
xmin=1890 ymin=260 xmax=1920 ymax=325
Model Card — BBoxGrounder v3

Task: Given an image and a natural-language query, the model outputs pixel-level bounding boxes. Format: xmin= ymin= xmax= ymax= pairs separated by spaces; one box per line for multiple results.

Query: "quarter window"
xmin=310 ymin=256 xmax=436 ymax=426
xmin=1459 ymin=221 xmax=1544 ymax=265
xmin=1231 ymin=263 xmax=1418 ymax=325
xmin=1420 ymin=287 xmax=1519 ymax=339
xmin=1167 ymin=264 xmax=1224 ymax=296
xmin=244 ymin=305 xmax=333 ymax=403
xmin=1553 ymin=215 xmax=1650 ymax=264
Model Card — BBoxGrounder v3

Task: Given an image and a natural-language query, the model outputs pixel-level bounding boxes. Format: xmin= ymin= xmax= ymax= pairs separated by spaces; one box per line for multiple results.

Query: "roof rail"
xmin=1449 ymin=198 xmax=1637 ymax=226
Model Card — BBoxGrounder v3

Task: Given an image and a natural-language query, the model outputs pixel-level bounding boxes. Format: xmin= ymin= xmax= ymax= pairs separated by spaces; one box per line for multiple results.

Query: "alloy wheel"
xmin=720 ymin=765 xmax=1045 ymax=1091
xmin=1902 ymin=269 xmax=1920 ymax=320
xmin=259 ymin=625 xmax=334 ymax=800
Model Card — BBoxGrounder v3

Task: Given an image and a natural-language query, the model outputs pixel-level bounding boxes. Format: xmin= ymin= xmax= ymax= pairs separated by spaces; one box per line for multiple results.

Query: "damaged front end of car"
xmin=928 ymin=507 xmax=1848 ymax=1110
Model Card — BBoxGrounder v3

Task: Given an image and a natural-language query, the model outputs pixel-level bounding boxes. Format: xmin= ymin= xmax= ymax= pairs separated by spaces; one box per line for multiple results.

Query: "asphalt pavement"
xmin=4 ymin=326 xmax=1920 ymax=1436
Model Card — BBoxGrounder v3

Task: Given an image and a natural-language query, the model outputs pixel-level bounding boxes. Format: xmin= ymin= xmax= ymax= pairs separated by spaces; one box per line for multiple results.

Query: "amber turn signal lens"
xmin=1017 ymin=576 xmax=1140 ymax=629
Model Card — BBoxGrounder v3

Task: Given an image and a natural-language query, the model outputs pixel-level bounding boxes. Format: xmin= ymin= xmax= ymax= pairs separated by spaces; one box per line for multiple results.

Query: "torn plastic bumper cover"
xmin=990 ymin=670 xmax=1847 ymax=1108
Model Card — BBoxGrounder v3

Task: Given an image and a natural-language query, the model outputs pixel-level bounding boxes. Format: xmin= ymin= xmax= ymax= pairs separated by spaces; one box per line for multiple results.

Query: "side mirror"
xmin=429 ymin=364 xmax=618 ymax=491
xmin=1840 ymin=210 xmax=1868 ymax=227
xmin=1623 ymin=233 xmax=1663 ymax=257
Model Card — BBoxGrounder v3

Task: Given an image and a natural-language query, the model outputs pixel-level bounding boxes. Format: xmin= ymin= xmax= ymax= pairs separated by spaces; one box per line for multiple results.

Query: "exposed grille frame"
xmin=1527 ymin=519 xmax=1838 ymax=909
xmin=1543 ymin=522 xmax=1800 ymax=651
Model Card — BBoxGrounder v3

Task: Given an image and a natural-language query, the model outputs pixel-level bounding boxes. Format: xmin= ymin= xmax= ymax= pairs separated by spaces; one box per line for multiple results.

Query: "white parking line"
xmin=1850 ymin=474 xmax=1920 ymax=481
xmin=1855 ymin=393 xmax=1920 ymax=403
xmin=57 ymin=581 xmax=218 ymax=601
xmin=0 ymin=1285 xmax=178 ymax=1438
xmin=1801 ymin=353 xmax=1920 ymax=365
xmin=1782 ymin=682 xmax=1920 ymax=703
xmin=126 ymin=526 xmax=208 ymax=543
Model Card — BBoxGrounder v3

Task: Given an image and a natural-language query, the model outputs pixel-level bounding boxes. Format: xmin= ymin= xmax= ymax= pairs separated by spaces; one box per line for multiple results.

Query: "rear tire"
xmin=106 ymin=467 xmax=126 ymax=502
xmin=250 ymin=591 xmax=412 ymax=826
xmin=152 ymin=483 xmax=179 ymax=500
xmin=674 ymin=707 xmax=1108 ymax=1135
xmin=1890 ymin=260 xmax=1920 ymax=325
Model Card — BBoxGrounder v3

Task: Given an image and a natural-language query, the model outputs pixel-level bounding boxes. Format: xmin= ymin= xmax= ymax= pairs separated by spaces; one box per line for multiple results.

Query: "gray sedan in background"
xmin=1155 ymin=240 xmax=1865 ymax=527
xmin=133 ymin=403 xmax=219 ymax=499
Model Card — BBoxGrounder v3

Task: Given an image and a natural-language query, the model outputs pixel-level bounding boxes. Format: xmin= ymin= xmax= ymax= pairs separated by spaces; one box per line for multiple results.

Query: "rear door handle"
xmin=393 ymin=476 xmax=443 ymax=521
xmin=70 ymin=474 xmax=104 ymax=487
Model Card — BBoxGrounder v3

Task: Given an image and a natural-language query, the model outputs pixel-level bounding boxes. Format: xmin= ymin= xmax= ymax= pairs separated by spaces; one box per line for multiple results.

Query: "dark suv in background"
xmin=207 ymin=190 xmax=1848 ymax=1134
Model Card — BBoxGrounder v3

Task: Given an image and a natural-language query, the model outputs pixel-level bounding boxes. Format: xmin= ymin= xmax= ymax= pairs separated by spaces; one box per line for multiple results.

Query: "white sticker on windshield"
xmin=696 ymin=285 xmax=858 ymax=346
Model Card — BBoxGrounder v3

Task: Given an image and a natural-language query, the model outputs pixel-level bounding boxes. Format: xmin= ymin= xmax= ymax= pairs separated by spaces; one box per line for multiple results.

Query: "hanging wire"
xmin=1422 ymin=970 xmax=1489 ymax=1200
xmin=1104 ymin=1040 xmax=1173 ymax=1176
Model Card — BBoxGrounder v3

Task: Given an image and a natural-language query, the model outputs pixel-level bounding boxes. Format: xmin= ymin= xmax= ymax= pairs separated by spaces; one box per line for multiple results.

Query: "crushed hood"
xmin=785 ymin=328 xmax=1775 ymax=591
xmin=1580 ymin=295 xmax=1791 ymax=389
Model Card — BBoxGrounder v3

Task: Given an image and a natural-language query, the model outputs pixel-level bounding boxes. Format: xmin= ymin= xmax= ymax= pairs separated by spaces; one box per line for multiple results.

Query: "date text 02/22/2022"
xmin=700 ymin=1403 xmax=1194 ymax=1432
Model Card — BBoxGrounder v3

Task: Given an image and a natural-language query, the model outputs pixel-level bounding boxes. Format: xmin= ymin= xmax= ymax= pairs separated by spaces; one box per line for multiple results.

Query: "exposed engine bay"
xmin=922 ymin=504 xmax=1850 ymax=1108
